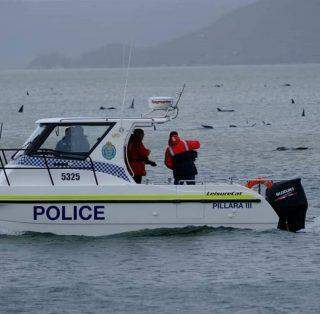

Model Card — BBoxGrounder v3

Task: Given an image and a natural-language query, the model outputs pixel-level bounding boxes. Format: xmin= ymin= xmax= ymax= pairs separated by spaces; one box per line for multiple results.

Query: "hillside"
xmin=1 ymin=0 xmax=255 ymax=68
xmin=134 ymin=0 xmax=320 ymax=66
xmin=28 ymin=0 xmax=320 ymax=68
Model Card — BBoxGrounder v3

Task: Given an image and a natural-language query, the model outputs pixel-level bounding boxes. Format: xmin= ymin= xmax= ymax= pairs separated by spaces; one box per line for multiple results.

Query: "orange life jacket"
xmin=165 ymin=136 xmax=200 ymax=176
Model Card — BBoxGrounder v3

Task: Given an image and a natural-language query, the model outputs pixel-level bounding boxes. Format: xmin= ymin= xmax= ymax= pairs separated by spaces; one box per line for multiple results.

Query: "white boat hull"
xmin=0 ymin=183 xmax=278 ymax=236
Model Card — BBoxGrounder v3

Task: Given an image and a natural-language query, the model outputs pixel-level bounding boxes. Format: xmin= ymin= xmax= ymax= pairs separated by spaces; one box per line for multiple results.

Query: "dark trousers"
xmin=174 ymin=175 xmax=195 ymax=185
xmin=133 ymin=175 xmax=142 ymax=184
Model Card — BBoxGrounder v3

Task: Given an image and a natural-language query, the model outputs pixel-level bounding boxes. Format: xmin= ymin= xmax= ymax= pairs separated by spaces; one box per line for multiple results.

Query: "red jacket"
xmin=165 ymin=136 xmax=200 ymax=170
xmin=128 ymin=141 xmax=150 ymax=176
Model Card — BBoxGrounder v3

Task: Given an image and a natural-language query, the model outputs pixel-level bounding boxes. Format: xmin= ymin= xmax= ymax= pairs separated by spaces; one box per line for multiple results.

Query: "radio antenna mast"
xmin=120 ymin=41 xmax=134 ymax=130
xmin=0 ymin=122 xmax=3 ymax=140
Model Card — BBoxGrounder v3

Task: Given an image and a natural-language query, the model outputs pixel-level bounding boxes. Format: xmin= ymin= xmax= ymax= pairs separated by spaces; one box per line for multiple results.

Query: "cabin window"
xmin=26 ymin=123 xmax=115 ymax=159
xmin=23 ymin=125 xmax=45 ymax=148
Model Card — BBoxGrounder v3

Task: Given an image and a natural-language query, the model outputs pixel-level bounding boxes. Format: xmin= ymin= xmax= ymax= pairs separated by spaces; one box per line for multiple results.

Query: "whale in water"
xmin=217 ymin=107 xmax=234 ymax=112
xmin=276 ymin=146 xmax=309 ymax=151
xmin=100 ymin=106 xmax=116 ymax=110
xmin=201 ymin=124 xmax=214 ymax=129
xmin=129 ymin=98 xmax=135 ymax=109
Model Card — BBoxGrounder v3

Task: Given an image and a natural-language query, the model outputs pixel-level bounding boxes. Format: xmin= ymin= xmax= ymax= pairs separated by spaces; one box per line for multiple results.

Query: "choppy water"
xmin=0 ymin=65 xmax=320 ymax=313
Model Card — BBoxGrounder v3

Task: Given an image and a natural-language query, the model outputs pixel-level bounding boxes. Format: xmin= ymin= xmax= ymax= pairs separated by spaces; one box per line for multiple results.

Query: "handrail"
xmin=0 ymin=148 xmax=102 ymax=187
xmin=1 ymin=150 xmax=7 ymax=164
xmin=0 ymin=154 xmax=10 ymax=186
xmin=0 ymin=148 xmax=303 ymax=187
xmin=87 ymin=155 xmax=99 ymax=186
xmin=0 ymin=148 xmax=88 ymax=162
xmin=42 ymin=153 xmax=54 ymax=186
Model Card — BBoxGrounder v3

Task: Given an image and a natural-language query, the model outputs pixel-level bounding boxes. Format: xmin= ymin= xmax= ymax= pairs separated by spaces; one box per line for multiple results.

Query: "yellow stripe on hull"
xmin=0 ymin=193 xmax=259 ymax=202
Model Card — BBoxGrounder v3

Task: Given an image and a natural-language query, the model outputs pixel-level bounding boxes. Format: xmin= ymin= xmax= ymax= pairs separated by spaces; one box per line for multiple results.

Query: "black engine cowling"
xmin=265 ymin=178 xmax=308 ymax=232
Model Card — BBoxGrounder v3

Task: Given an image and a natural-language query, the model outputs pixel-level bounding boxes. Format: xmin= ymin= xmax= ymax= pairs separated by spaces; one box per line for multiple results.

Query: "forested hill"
xmin=29 ymin=0 xmax=320 ymax=68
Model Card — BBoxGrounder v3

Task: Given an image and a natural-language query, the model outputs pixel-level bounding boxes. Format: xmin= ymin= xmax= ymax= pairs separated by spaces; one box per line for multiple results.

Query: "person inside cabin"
xmin=70 ymin=126 xmax=90 ymax=153
xmin=56 ymin=127 xmax=71 ymax=152
xmin=127 ymin=128 xmax=157 ymax=184
xmin=164 ymin=131 xmax=200 ymax=185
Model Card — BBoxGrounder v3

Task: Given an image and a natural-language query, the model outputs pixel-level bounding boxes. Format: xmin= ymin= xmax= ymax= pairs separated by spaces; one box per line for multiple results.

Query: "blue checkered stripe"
xmin=15 ymin=156 xmax=130 ymax=182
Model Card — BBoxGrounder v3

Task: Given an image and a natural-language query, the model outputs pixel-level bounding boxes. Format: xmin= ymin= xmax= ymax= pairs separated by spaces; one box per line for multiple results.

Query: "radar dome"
xmin=148 ymin=97 xmax=174 ymax=110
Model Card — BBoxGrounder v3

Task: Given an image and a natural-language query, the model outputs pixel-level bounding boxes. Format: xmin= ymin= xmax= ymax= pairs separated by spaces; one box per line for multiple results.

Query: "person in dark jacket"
xmin=71 ymin=126 xmax=90 ymax=153
xmin=164 ymin=131 xmax=200 ymax=185
xmin=56 ymin=127 xmax=71 ymax=152
xmin=128 ymin=128 xmax=157 ymax=184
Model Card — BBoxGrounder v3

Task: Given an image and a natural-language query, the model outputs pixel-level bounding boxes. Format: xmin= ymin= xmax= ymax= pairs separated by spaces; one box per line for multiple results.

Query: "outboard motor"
xmin=265 ymin=178 xmax=308 ymax=232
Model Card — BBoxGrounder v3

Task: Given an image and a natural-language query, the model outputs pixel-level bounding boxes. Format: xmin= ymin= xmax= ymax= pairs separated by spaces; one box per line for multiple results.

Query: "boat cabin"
xmin=0 ymin=115 xmax=172 ymax=186
xmin=0 ymin=94 xmax=183 ymax=186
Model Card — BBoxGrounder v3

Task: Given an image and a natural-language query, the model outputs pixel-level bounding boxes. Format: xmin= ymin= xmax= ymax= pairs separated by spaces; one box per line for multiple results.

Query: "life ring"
xmin=246 ymin=178 xmax=273 ymax=189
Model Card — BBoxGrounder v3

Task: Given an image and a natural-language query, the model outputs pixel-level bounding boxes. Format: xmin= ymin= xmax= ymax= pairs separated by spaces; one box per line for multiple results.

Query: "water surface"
xmin=0 ymin=65 xmax=319 ymax=313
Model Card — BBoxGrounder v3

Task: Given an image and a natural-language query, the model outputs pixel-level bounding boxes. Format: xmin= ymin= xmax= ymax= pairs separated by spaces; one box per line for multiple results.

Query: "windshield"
xmin=25 ymin=123 xmax=115 ymax=159
xmin=22 ymin=125 xmax=45 ymax=149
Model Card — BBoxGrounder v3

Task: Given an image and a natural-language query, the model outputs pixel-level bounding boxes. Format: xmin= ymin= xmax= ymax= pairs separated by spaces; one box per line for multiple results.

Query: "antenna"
xmin=0 ymin=122 xmax=3 ymax=140
xmin=120 ymin=41 xmax=134 ymax=130
xmin=122 ymin=43 xmax=126 ymax=71
xmin=170 ymin=84 xmax=186 ymax=120
xmin=175 ymin=83 xmax=186 ymax=108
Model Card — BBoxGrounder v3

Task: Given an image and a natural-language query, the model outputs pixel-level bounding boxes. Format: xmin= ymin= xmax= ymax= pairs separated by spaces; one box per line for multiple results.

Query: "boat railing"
xmin=146 ymin=177 xmax=280 ymax=196
xmin=0 ymin=148 xmax=287 ymax=190
xmin=0 ymin=148 xmax=99 ymax=186
xmin=145 ymin=177 xmax=243 ymax=188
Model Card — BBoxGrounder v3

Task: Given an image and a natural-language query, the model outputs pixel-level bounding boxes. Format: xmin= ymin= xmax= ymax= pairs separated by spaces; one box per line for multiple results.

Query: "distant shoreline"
xmin=0 ymin=62 xmax=320 ymax=72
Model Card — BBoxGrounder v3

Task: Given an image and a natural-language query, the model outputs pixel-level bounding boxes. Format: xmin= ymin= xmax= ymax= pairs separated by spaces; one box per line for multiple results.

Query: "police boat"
xmin=0 ymin=94 xmax=308 ymax=236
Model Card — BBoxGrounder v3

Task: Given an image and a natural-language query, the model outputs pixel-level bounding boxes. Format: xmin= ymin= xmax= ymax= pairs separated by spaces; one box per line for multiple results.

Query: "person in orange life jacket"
xmin=128 ymin=128 xmax=157 ymax=184
xmin=164 ymin=131 xmax=200 ymax=185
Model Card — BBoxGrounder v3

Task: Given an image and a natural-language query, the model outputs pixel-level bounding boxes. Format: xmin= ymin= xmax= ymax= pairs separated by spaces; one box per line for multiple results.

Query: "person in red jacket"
xmin=165 ymin=131 xmax=200 ymax=185
xmin=128 ymin=128 xmax=156 ymax=183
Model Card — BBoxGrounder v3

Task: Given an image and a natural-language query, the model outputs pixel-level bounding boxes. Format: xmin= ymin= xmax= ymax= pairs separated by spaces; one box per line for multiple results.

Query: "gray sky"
xmin=0 ymin=0 xmax=257 ymax=68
